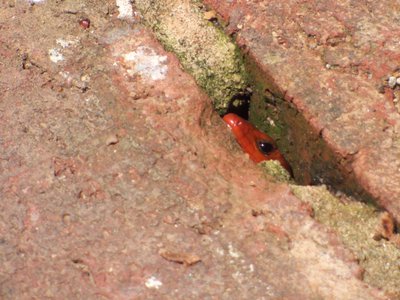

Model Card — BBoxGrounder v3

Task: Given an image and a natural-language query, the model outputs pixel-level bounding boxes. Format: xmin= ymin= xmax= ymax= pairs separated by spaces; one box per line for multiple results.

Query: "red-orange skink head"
xmin=223 ymin=113 xmax=293 ymax=176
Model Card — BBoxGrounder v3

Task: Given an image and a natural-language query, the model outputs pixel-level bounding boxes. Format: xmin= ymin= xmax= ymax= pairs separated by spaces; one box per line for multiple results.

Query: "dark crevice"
xmin=223 ymin=90 xmax=252 ymax=120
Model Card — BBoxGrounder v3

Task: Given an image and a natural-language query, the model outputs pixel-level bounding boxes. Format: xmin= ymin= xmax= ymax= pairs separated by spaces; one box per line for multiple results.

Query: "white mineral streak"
xmin=123 ymin=46 xmax=168 ymax=81
xmin=116 ymin=0 xmax=133 ymax=19
xmin=48 ymin=49 xmax=64 ymax=63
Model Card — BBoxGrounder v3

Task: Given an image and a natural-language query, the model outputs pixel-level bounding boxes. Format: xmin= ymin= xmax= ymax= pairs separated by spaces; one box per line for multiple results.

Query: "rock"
xmin=204 ymin=0 xmax=400 ymax=225
xmin=388 ymin=76 xmax=397 ymax=89
xmin=0 ymin=1 xmax=390 ymax=299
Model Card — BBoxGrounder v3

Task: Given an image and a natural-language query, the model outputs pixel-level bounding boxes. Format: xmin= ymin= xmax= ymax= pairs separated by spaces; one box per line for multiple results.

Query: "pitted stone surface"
xmin=203 ymin=0 xmax=400 ymax=221
xmin=0 ymin=1 xmax=388 ymax=299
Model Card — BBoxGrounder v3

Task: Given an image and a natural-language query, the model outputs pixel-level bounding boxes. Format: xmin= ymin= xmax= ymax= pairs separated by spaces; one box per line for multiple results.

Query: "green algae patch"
xmin=258 ymin=160 xmax=292 ymax=183
xmin=291 ymin=185 xmax=400 ymax=296
xmin=135 ymin=0 xmax=248 ymax=114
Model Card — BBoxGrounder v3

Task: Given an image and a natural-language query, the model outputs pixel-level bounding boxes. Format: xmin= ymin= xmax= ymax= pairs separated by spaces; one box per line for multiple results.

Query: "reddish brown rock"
xmin=204 ymin=0 xmax=400 ymax=220
xmin=0 ymin=1 xmax=387 ymax=299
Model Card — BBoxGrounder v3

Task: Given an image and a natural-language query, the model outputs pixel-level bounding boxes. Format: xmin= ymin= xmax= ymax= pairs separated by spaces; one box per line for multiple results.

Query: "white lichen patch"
xmin=123 ymin=46 xmax=168 ymax=81
xmin=228 ymin=243 xmax=241 ymax=258
xmin=56 ymin=38 xmax=78 ymax=48
xmin=116 ymin=0 xmax=133 ymax=19
xmin=48 ymin=48 xmax=64 ymax=63
xmin=145 ymin=276 xmax=163 ymax=289
xmin=49 ymin=38 xmax=78 ymax=64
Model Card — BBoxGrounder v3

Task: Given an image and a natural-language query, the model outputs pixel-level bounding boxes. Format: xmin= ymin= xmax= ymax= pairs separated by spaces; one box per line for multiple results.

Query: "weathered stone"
xmin=292 ymin=185 xmax=400 ymax=295
xmin=388 ymin=76 xmax=397 ymax=89
xmin=134 ymin=0 xmax=248 ymax=114
xmin=203 ymin=0 xmax=400 ymax=222
xmin=0 ymin=1 xmax=392 ymax=299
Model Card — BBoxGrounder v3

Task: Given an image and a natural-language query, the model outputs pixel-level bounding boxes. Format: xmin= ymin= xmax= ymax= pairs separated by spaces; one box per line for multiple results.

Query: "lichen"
xmin=134 ymin=0 xmax=248 ymax=114
xmin=258 ymin=160 xmax=292 ymax=183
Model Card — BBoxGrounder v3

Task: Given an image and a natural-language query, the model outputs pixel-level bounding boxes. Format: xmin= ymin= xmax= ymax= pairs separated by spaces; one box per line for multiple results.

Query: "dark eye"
xmin=257 ymin=140 xmax=274 ymax=155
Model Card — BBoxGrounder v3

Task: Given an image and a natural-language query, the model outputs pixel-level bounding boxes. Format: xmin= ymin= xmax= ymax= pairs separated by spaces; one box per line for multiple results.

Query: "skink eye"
xmin=257 ymin=140 xmax=274 ymax=155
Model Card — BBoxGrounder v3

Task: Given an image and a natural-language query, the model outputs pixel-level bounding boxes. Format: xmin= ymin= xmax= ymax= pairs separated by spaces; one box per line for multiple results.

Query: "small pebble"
xmin=388 ymin=76 xmax=397 ymax=89
xmin=106 ymin=134 xmax=119 ymax=145
xmin=81 ymin=74 xmax=90 ymax=82
xmin=159 ymin=248 xmax=201 ymax=266
xmin=203 ymin=10 xmax=217 ymax=20
xmin=79 ymin=18 xmax=90 ymax=29
xmin=62 ymin=213 xmax=71 ymax=225
xmin=397 ymin=77 xmax=400 ymax=85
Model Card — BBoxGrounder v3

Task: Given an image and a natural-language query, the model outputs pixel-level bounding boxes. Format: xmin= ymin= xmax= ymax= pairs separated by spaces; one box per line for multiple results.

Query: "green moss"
xmin=244 ymin=57 xmax=289 ymax=156
xmin=249 ymin=91 xmax=285 ymax=139
xmin=135 ymin=0 xmax=248 ymax=114
xmin=291 ymin=185 xmax=400 ymax=295
xmin=258 ymin=160 xmax=292 ymax=183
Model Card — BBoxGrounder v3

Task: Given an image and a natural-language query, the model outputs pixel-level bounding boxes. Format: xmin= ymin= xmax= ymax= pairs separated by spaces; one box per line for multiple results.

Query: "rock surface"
xmin=0 ymin=1 xmax=392 ymax=299
xmin=134 ymin=0 xmax=249 ymax=114
xmin=203 ymin=0 xmax=400 ymax=221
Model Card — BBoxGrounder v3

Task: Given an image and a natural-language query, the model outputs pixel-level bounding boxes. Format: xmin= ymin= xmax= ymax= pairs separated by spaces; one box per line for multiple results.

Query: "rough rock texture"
xmin=292 ymin=185 xmax=400 ymax=296
xmin=0 ymin=1 xmax=388 ymax=299
xmin=134 ymin=0 xmax=248 ymax=114
xmin=203 ymin=0 xmax=400 ymax=220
